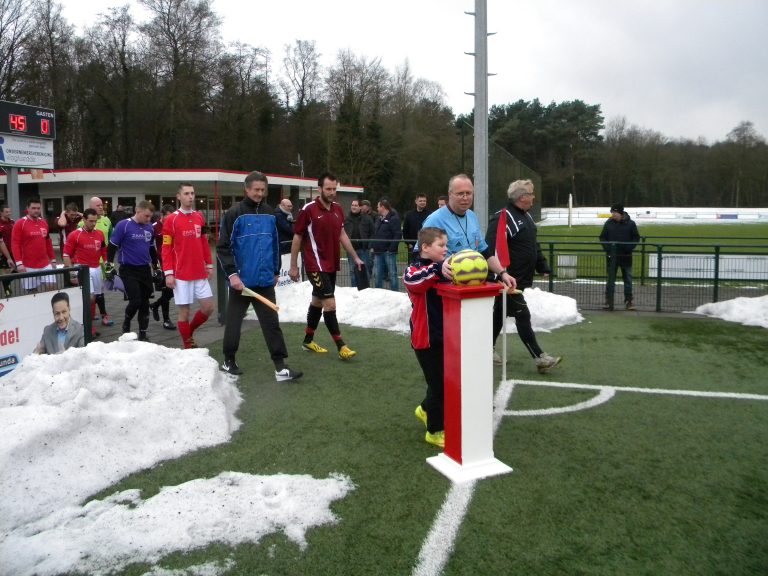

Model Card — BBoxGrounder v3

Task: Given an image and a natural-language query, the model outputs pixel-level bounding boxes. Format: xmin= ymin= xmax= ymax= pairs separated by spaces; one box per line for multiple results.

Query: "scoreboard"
xmin=0 ymin=100 xmax=56 ymax=140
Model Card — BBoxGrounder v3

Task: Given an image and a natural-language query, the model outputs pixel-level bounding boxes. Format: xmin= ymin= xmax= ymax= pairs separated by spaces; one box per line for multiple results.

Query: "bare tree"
xmin=282 ymin=40 xmax=320 ymax=112
xmin=138 ymin=0 xmax=222 ymax=165
xmin=0 ymin=0 xmax=33 ymax=99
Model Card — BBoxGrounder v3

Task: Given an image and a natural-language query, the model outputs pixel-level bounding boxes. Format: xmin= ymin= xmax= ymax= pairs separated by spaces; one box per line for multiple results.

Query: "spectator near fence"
xmin=274 ymin=198 xmax=295 ymax=255
xmin=402 ymin=193 xmax=429 ymax=264
xmin=599 ymin=203 xmax=640 ymax=311
xmin=343 ymin=199 xmax=373 ymax=286
xmin=372 ymin=198 xmax=402 ymax=292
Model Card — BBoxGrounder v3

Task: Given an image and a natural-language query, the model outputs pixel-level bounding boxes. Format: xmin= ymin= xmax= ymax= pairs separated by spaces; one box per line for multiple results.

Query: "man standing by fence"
xmin=402 ymin=193 xmax=429 ymax=264
xmin=599 ymin=203 xmax=640 ymax=311
xmin=343 ymin=199 xmax=373 ymax=286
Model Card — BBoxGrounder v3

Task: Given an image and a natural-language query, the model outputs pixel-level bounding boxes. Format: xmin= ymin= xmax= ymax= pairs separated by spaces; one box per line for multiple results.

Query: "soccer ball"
xmin=449 ymin=250 xmax=489 ymax=285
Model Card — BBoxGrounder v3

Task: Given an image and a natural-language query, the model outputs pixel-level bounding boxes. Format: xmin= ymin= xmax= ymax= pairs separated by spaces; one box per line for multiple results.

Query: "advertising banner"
xmin=0 ymin=134 xmax=55 ymax=169
xmin=0 ymin=288 xmax=84 ymax=376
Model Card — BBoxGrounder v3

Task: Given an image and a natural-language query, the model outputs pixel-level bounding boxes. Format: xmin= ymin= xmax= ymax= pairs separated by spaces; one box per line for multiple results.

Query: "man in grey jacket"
xmin=35 ymin=292 xmax=85 ymax=354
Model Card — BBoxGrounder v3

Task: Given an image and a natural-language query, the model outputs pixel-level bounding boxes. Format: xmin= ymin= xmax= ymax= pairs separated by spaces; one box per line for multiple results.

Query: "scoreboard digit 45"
xmin=0 ymin=100 xmax=56 ymax=140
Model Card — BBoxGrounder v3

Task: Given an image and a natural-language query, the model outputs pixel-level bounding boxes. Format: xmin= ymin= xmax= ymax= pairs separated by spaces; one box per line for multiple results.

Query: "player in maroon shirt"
xmin=63 ymin=208 xmax=107 ymax=337
xmin=162 ymin=183 xmax=214 ymax=349
xmin=289 ymin=172 xmax=364 ymax=360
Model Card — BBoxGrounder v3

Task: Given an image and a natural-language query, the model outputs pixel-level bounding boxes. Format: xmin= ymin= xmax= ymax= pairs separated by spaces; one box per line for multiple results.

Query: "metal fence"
xmin=336 ymin=239 xmax=768 ymax=313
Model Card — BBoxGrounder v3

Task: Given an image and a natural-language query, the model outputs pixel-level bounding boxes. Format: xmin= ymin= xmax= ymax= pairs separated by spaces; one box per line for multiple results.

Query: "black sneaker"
xmin=151 ymin=304 xmax=160 ymax=322
xmin=163 ymin=320 xmax=176 ymax=330
xmin=138 ymin=331 xmax=149 ymax=342
xmin=221 ymin=358 xmax=243 ymax=376
xmin=275 ymin=366 xmax=303 ymax=382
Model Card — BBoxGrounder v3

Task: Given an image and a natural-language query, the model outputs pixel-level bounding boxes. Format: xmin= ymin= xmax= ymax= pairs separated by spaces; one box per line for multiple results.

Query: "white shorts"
xmin=173 ymin=278 xmax=213 ymax=305
xmin=89 ymin=267 xmax=103 ymax=295
xmin=22 ymin=265 xmax=57 ymax=291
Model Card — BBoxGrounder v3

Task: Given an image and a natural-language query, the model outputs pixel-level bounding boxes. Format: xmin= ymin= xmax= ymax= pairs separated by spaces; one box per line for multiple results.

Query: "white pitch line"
xmin=411 ymin=480 xmax=477 ymax=576
xmin=411 ymin=377 xmax=768 ymax=576
xmin=509 ymin=378 xmax=768 ymax=401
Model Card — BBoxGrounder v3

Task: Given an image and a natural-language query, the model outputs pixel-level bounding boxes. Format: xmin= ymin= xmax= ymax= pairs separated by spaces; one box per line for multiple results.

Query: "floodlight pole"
xmin=466 ymin=0 xmax=491 ymax=233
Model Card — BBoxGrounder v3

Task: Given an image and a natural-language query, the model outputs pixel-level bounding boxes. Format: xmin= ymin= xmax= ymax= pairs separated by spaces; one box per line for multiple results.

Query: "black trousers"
xmin=492 ymin=292 xmax=543 ymax=359
xmin=414 ymin=346 xmax=444 ymax=433
xmin=153 ymin=286 xmax=174 ymax=320
xmin=119 ymin=264 xmax=153 ymax=332
xmin=223 ymin=285 xmax=287 ymax=368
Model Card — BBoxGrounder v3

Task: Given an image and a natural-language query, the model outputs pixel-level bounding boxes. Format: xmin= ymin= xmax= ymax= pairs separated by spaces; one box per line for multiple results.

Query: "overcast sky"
xmin=61 ymin=0 xmax=768 ymax=143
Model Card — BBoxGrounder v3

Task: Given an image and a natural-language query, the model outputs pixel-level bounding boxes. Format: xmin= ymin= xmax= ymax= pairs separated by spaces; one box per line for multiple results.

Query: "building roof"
xmin=0 ymin=168 xmax=364 ymax=193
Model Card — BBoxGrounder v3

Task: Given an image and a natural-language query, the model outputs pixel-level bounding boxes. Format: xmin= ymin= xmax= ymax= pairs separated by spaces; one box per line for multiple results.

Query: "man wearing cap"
xmin=599 ymin=203 xmax=640 ymax=311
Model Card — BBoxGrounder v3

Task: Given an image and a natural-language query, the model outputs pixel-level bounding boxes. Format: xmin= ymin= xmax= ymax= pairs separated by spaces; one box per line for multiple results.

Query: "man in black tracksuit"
xmin=486 ymin=180 xmax=561 ymax=374
xmin=599 ymin=203 xmax=640 ymax=310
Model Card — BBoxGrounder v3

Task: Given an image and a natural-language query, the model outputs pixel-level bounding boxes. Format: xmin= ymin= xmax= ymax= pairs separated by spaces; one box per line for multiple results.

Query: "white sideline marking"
xmin=411 ymin=378 xmax=768 ymax=576
xmin=509 ymin=378 xmax=768 ymax=402
xmin=412 ymin=480 xmax=477 ymax=576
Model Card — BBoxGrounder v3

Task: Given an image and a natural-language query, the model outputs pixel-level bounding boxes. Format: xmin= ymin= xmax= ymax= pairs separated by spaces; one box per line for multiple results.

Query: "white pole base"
xmin=426 ymin=453 xmax=513 ymax=484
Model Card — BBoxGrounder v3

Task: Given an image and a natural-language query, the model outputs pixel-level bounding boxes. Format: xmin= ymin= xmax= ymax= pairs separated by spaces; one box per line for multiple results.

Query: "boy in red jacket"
xmin=402 ymin=227 xmax=449 ymax=449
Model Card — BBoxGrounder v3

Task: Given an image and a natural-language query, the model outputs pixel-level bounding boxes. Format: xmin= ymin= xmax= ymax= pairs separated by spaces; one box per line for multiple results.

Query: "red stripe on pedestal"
xmin=442 ymin=295 xmax=462 ymax=463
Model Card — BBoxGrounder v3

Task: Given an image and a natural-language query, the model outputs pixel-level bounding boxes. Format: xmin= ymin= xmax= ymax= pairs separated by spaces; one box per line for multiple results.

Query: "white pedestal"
xmin=430 ymin=283 xmax=513 ymax=483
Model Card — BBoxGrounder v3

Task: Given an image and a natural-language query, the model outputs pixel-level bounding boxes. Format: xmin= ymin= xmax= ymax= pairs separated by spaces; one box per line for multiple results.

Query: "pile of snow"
xmin=692 ymin=295 xmax=768 ymax=329
xmin=272 ymin=283 xmax=584 ymax=334
xmin=0 ymin=336 xmax=353 ymax=575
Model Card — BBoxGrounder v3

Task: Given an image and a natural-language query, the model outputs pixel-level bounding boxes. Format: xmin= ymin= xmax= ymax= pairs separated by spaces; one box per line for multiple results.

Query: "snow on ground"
xmin=691 ymin=294 xmax=768 ymax=329
xmin=271 ymin=283 xmax=583 ymax=334
xmin=0 ymin=334 xmax=352 ymax=576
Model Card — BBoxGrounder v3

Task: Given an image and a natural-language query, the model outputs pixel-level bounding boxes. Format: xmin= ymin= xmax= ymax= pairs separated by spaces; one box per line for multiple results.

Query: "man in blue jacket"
xmin=372 ymin=198 xmax=401 ymax=291
xmin=599 ymin=203 xmax=640 ymax=311
xmin=216 ymin=171 xmax=302 ymax=381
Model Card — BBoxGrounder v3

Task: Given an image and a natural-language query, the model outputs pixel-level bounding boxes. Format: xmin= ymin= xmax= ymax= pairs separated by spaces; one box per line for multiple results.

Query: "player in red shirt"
xmin=0 ymin=205 xmax=16 ymax=297
xmin=162 ymin=183 xmax=214 ymax=348
xmin=63 ymin=208 xmax=107 ymax=337
xmin=289 ymin=171 xmax=364 ymax=360
xmin=11 ymin=197 xmax=57 ymax=293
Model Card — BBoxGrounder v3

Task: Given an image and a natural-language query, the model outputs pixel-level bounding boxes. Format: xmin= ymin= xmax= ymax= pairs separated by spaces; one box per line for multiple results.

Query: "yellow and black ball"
xmin=448 ymin=250 xmax=489 ymax=285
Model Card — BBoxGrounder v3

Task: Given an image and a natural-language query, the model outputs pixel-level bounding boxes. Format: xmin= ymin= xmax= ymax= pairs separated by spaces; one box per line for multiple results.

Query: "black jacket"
xmin=343 ymin=212 xmax=374 ymax=249
xmin=274 ymin=207 xmax=294 ymax=254
xmin=599 ymin=212 xmax=640 ymax=256
xmin=486 ymin=202 xmax=550 ymax=289
xmin=373 ymin=210 xmax=401 ymax=253
xmin=402 ymin=209 xmax=429 ymax=246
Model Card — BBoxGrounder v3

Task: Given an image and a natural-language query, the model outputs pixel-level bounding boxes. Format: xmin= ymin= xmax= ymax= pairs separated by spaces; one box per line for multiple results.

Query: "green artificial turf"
xmin=92 ymin=316 xmax=767 ymax=575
